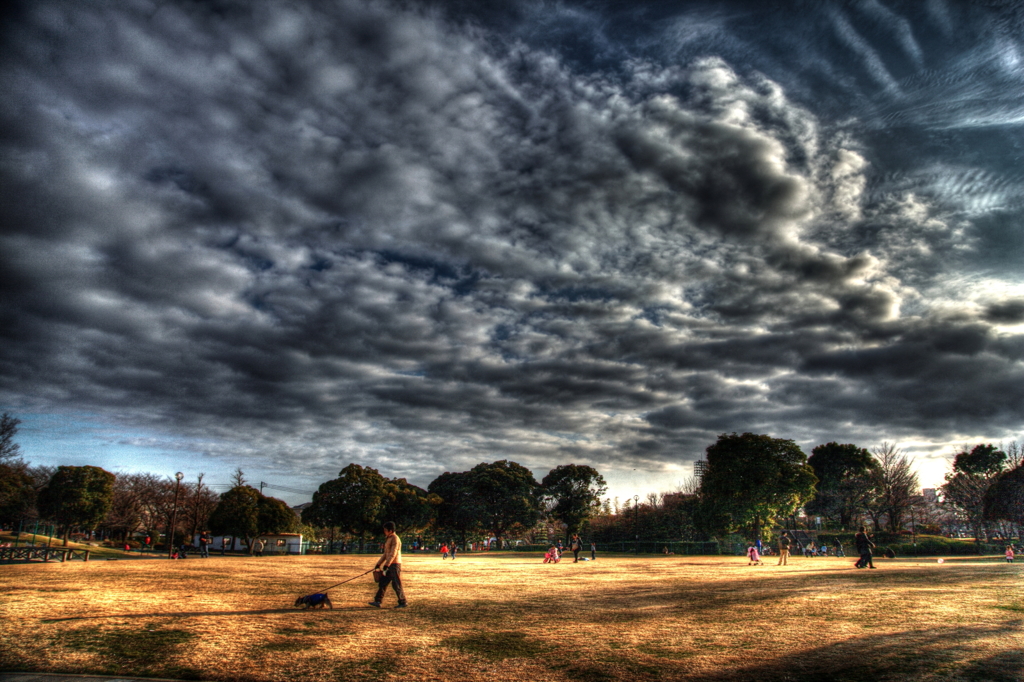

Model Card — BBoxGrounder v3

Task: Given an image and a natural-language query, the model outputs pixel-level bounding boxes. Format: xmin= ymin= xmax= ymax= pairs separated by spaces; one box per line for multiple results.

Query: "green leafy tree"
xmin=37 ymin=465 xmax=116 ymax=546
xmin=381 ymin=477 xmax=437 ymax=534
xmin=943 ymin=444 xmax=1006 ymax=546
xmin=302 ymin=464 xmax=387 ymax=550
xmin=257 ymin=495 xmax=298 ymax=536
xmin=0 ymin=462 xmax=35 ymax=527
xmin=208 ymin=485 xmax=261 ymax=553
xmin=698 ymin=433 xmax=817 ymax=540
xmin=469 ymin=460 xmax=542 ymax=549
xmin=984 ymin=465 xmax=1024 ymax=531
xmin=805 ymin=442 xmax=877 ymax=529
xmin=541 ymin=464 xmax=607 ymax=539
xmin=428 ymin=470 xmax=484 ymax=547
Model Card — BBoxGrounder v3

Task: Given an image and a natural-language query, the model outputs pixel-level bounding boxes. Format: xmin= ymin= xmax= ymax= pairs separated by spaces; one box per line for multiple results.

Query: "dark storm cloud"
xmin=3 ymin=0 xmax=1024 ymax=491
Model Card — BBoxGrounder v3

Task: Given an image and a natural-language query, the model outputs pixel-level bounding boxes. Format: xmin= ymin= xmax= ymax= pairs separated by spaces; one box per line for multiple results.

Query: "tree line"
xmin=1 ymin=412 xmax=1022 ymax=551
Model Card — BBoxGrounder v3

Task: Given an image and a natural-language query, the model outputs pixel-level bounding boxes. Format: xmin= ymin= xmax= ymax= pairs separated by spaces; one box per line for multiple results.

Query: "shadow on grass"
xmin=550 ymin=563 xmax=1020 ymax=621
xmin=661 ymin=622 xmax=1024 ymax=682
xmin=41 ymin=606 xmax=380 ymax=622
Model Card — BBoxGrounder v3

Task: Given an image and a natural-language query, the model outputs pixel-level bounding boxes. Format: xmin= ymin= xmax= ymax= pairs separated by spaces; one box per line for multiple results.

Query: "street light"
xmin=633 ymin=494 xmax=640 ymax=555
xmin=168 ymin=472 xmax=184 ymax=559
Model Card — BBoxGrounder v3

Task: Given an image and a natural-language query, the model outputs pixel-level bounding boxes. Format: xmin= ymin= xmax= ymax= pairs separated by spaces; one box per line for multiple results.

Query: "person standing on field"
xmin=569 ymin=534 xmax=583 ymax=563
xmin=854 ymin=526 xmax=876 ymax=569
xmin=777 ymin=532 xmax=792 ymax=566
xmin=369 ymin=521 xmax=407 ymax=609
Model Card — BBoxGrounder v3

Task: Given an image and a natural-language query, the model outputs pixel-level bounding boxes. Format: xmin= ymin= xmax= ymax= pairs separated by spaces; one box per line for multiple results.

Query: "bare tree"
xmin=1003 ymin=441 xmax=1023 ymax=469
xmin=183 ymin=473 xmax=220 ymax=540
xmin=675 ymin=475 xmax=701 ymax=496
xmin=871 ymin=443 xmax=920 ymax=534
xmin=0 ymin=413 xmax=22 ymax=462
xmin=231 ymin=468 xmax=246 ymax=487
xmin=102 ymin=472 xmax=152 ymax=542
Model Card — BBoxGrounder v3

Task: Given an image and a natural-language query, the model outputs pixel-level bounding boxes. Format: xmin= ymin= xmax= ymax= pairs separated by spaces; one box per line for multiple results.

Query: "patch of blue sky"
xmin=12 ymin=411 xmax=214 ymax=479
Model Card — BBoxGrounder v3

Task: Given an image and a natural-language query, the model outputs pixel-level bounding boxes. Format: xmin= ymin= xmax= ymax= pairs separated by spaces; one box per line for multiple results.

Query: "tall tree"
xmin=984 ymin=465 xmax=1024 ymax=535
xmin=541 ymin=464 xmax=607 ymax=539
xmin=469 ymin=460 xmax=543 ymax=548
xmin=870 ymin=443 xmax=921 ymax=534
xmin=302 ymin=464 xmax=387 ymax=550
xmin=428 ymin=470 xmax=484 ymax=546
xmin=101 ymin=472 xmax=155 ymax=543
xmin=208 ymin=485 xmax=262 ymax=553
xmin=0 ymin=462 xmax=35 ymax=527
xmin=0 ymin=413 xmax=33 ymax=526
xmin=805 ymin=442 xmax=877 ymax=529
xmin=257 ymin=495 xmax=298 ymax=536
xmin=381 ymin=477 xmax=436 ymax=534
xmin=943 ymin=443 xmax=1006 ymax=546
xmin=37 ymin=465 xmax=116 ymax=546
xmin=183 ymin=473 xmax=220 ymax=540
xmin=698 ymin=433 xmax=817 ymax=540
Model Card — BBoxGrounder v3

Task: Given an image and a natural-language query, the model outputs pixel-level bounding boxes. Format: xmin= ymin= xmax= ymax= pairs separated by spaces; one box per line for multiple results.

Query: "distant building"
xmin=197 ymin=533 xmax=304 ymax=554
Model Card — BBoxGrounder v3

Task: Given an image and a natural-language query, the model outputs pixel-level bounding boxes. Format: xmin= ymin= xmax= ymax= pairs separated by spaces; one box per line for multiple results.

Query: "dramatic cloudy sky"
xmin=4 ymin=0 xmax=1024 ymax=504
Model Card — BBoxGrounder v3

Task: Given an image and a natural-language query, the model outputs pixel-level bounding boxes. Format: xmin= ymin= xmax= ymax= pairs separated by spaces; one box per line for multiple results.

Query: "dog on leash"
xmin=295 ymin=592 xmax=333 ymax=609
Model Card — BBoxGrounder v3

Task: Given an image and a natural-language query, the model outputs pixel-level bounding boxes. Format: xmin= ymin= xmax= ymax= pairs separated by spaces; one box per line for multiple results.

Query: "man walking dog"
xmin=369 ymin=521 xmax=407 ymax=609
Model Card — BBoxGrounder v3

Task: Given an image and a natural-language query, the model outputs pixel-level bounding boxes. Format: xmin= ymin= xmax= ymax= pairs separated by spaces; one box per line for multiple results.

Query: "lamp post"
xmin=168 ymin=472 xmax=184 ymax=559
xmin=633 ymin=494 xmax=640 ymax=555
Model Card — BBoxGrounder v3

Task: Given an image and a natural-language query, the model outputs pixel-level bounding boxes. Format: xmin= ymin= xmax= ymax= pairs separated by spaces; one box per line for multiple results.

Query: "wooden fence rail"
xmin=0 ymin=546 xmax=90 ymax=563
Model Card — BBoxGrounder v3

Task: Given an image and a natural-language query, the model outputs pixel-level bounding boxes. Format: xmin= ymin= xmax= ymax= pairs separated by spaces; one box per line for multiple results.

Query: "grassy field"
xmin=0 ymin=552 xmax=1021 ymax=682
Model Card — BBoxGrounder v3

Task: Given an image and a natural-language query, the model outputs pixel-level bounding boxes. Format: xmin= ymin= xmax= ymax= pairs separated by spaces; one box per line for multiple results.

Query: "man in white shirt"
xmin=368 ymin=521 xmax=407 ymax=608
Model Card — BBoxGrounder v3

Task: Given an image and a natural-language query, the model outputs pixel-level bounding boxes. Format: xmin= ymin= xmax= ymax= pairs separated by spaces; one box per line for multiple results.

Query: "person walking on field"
xmin=450 ymin=543 xmax=457 ymax=560
xmin=569 ymin=533 xmax=583 ymax=563
xmin=369 ymin=521 xmax=407 ymax=609
xmin=777 ymin=532 xmax=792 ymax=566
xmin=854 ymin=526 xmax=876 ymax=569
xmin=590 ymin=541 xmax=597 ymax=561
xmin=440 ymin=543 xmax=449 ymax=560
xmin=1006 ymin=546 xmax=1015 ymax=563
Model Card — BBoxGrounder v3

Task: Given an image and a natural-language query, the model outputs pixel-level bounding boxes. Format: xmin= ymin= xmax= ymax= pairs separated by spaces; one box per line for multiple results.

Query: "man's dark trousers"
xmin=374 ymin=564 xmax=407 ymax=605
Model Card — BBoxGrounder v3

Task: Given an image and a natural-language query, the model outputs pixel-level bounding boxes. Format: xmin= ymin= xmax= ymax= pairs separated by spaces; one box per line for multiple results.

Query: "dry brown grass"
xmin=1 ymin=552 xmax=1021 ymax=681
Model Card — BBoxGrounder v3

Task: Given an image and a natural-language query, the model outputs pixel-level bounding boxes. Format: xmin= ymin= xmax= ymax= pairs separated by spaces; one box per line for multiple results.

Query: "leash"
xmin=314 ymin=568 xmax=375 ymax=593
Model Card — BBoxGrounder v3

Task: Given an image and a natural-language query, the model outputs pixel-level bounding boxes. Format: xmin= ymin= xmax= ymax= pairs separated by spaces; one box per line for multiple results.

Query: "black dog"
xmin=295 ymin=592 xmax=333 ymax=609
